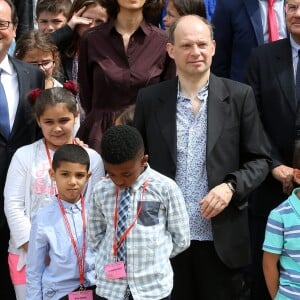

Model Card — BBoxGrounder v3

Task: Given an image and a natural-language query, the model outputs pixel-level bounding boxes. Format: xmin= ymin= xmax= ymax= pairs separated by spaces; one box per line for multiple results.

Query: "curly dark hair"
xmin=99 ymin=0 xmax=164 ymax=22
xmin=101 ymin=125 xmax=144 ymax=164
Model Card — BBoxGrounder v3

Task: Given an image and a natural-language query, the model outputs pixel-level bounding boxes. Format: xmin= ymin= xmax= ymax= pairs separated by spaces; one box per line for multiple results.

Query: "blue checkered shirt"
xmin=88 ymin=165 xmax=190 ymax=300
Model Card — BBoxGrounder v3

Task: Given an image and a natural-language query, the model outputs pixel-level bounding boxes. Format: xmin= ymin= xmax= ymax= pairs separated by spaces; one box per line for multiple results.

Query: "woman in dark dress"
xmin=77 ymin=0 xmax=176 ymax=152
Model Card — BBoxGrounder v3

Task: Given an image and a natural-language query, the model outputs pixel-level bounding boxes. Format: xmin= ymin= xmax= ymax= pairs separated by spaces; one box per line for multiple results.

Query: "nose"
xmin=68 ymin=176 xmax=76 ymax=185
xmin=46 ymin=24 xmax=54 ymax=33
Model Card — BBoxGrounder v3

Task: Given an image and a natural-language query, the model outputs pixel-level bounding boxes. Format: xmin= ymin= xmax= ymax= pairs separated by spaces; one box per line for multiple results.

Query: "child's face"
xmin=76 ymin=4 xmax=108 ymax=37
xmin=22 ymin=49 xmax=55 ymax=79
xmin=104 ymin=154 xmax=148 ymax=189
xmin=37 ymin=11 xmax=67 ymax=33
xmin=37 ymin=103 xmax=77 ymax=150
xmin=49 ymin=162 xmax=91 ymax=203
xmin=163 ymin=1 xmax=180 ymax=31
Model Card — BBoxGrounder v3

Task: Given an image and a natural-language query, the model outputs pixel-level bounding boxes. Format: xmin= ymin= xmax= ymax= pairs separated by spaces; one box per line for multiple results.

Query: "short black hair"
xmin=101 ymin=125 xmax=144 ymax=164
xmin=52 ymin=144 xmax=90 ymax=171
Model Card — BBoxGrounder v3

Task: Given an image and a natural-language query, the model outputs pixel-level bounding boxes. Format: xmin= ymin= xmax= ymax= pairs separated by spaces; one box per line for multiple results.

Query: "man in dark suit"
xmin=211 ymin=0 xmax=286 ymax=83
xmin=134 ymin=15 xmax=271 ymax=300
xmin=0 ymin=1 xmax=44 ymax=299
xmin=246 ymin=1 xmax=300 ymax=298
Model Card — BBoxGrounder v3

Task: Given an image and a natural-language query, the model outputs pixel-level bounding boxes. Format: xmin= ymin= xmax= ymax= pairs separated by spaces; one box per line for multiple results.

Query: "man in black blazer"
xmin=0 ymin=1 xmax=44 ymax=299
xmin=134 ymin=15 xmax=271 ymax=300
xmin=246 ymin=2 xmax=300 ymax=298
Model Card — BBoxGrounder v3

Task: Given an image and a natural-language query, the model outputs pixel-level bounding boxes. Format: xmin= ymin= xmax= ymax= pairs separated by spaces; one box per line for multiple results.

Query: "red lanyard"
xmin=57 ymin=194 xmax=87 ymax=287
xmin=113 ymin=180 xmax=148 ymax=258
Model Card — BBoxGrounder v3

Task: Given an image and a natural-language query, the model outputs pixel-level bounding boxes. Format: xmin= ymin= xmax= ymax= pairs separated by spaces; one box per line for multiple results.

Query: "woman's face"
xmin=22 ymin=48 xmax=56 ymax=79
xmin=76 ymin=4 xmax=108 ymax=37
xmin=117 ymin=0 xmax=146 ymax=12
xmin=163 ymin=1 xmax=180 ymax=31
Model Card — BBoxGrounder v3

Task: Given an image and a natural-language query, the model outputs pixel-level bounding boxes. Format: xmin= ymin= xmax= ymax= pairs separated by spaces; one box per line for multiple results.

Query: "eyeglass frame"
xmin=285 ymin=3 xmax=300 ymax=14
xmin=0 ymin=20 xmax=15 ymax=30
xmin=30 ymin=60 xmax=55 ymax=70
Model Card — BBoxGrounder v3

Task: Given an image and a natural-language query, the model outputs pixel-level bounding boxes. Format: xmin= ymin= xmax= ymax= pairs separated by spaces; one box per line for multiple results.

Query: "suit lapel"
xmin=155 ymin=78 xmax=178 ymax=166
xmin=244 ymin=0 xmax=264 ymax=45
xmin=207 ymin=74 xmax=227 ymax=155
xmin=274 ymin=39 xmax=297 ymax=113
xmin=9 ymin=57 xmax=33 ymax=137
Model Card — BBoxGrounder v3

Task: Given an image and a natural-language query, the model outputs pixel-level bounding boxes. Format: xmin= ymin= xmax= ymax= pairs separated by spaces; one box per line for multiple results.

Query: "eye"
xmin=52 ymin=19 xmax=63 ymax=25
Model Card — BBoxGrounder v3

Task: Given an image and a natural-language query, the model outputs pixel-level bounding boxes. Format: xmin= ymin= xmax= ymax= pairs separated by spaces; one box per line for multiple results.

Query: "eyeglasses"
xmin=286 ymin=3 xmax=300 ymax=14
xmin=30 ymin=61 xmax=55 ymax=70
xmin=0 ymin=20 xmax=13 ymax=30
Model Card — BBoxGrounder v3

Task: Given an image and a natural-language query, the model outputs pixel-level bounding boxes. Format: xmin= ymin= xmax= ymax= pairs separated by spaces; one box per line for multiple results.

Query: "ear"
xmin=49 ymin=168 xmax=55 ymax=180
xmin=166 ymin=42 xmax=175 ymax=60
xmin=141 ymin=155 xmax=148 ymax=167
xmin=87 ymin=172 xmax=92 ymax=180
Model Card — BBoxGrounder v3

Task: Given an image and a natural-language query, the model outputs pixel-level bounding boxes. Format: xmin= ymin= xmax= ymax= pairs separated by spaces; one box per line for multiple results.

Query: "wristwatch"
xmin=225 ymin=181 xmax=236 ymax=193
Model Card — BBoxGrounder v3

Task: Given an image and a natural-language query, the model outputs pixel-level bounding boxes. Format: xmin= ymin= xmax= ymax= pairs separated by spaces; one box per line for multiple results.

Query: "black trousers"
xmin=96 ymin=294 xmax=170 ymax=300
xmin=171 ymin=240 xmax=244 ymax=300
xmin=249 ymin=214 xmax=272 ymax=300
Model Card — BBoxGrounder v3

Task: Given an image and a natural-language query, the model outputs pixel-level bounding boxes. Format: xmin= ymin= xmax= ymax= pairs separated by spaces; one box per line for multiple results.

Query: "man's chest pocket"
xmin=137 ymin=201 xmax=160 ymax=226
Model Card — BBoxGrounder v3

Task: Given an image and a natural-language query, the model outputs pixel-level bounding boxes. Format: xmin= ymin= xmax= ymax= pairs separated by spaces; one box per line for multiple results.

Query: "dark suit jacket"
xmin=246 ymin=38 xmax=296 ymax=216
xmin=0 ymin=57 xmax=44 ymax=228
xmin=134 ymin=74 xmax=271 ymax=269
xmin=212 ymin=0 xmax=264 ymax=82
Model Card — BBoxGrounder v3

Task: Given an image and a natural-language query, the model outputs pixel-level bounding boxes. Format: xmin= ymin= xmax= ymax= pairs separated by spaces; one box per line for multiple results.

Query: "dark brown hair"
xmin=170 ymin=0 xmax=206 ymax=18
xmin=99 ymin=0 xmax=164 ymax=22
xmin=14 ymin=30 xmax=60 ymax=76
xmin=36 ymin=0 xmax=72 ymax=18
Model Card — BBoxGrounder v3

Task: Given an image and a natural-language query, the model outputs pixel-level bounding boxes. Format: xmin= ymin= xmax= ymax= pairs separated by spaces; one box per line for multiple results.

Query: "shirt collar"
xmin=177 ymin=80 xmax=209 ymax=102
xmin=109 ymin=18 xmax=151 ymax=36
xmin=130 ymin=164 xmax=151 ymax=193
xmin=60 ymin=198 xmax=82 ymax=213
xmin=0 ymin=55 xmax=14 ymax=75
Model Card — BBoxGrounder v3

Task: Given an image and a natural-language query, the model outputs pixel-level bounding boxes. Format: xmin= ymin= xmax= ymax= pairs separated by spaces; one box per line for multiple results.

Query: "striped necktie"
xmin=116 ymin=188 xmax=130 ymax=262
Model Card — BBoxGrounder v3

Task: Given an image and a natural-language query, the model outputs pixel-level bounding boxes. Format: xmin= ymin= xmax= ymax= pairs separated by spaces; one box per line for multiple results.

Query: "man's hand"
xmin=271 ymin=165 xmax=294 ymax=195
xmin=199 ymin=183 xmax=233 ymax=219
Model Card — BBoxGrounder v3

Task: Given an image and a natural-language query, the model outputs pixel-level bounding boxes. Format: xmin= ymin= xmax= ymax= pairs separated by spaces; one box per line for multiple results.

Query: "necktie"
xmin=0 ymin=69 xmax=10 ymax=139
xmin=116 ymin=188 xmax=130 ymax=262
xmin=268 ymin=0 xmax=279 ymax=42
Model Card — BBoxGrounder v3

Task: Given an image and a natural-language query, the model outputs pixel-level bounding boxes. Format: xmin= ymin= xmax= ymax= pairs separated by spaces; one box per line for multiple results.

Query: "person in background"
xmin=55 ymin=0 xmax=108 ymax=83
xmin=35 ymin=0 xmax=72 ymax=33
xmin=163 ymin=0 xmax=207 ymax=31
xmin=77 ymin=0 xmax=176 ymax=152
xmin=26 ymin=144 xmax=99 ymax=300
xmin=4 ymin=85 xmax=104 ymax=300
xmin=89 ymin=125 xmax=190 ymax=300
xmin=14 ymin=30 xmax=62 ymax=88
xmin=246 ymin=1 xmax=300 ymax=298
xmin=114 ymin=104 xmax=135 ymax=126
xmin=134 ymin=15 xmax=271 ymax=299
xmin=262 ymin=186 xmax=300 ymax=299
xmin=0 ymin=1 xmax=44 ymax=299
xmin=211 ymin=0 xmax=286 ymax=83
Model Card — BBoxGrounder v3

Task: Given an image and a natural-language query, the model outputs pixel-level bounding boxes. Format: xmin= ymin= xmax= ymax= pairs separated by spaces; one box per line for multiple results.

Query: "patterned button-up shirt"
xmin=88 ymin=165 xmax=190 ymax=300
xmin=175 ymin=81 xmax=213 ymax=241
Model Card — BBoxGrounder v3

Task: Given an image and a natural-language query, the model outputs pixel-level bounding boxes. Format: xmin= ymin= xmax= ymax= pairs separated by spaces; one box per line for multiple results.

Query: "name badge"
xmin=105 ymin=261 xmax=127 ymax=279
xmin=68 ymin=290 xmax=93 ymax=300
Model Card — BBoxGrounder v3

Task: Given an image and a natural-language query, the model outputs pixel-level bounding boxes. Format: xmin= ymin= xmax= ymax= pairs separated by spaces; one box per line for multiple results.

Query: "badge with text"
xmin=105 ymin=261 xmax=127 ymax=279
xmin=68 ymin=289 xmax=93 ymax=300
